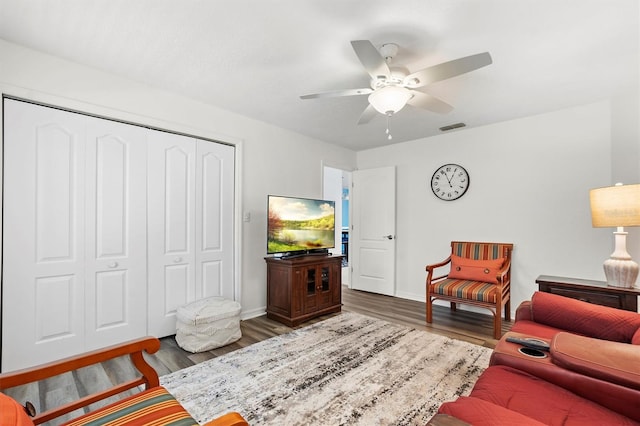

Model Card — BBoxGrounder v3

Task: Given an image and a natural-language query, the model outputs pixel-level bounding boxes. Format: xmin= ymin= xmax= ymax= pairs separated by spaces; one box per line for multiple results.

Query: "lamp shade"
xmin=368 ymin=86 xmax=412 ymax=115
xmin=590 ymin=183 xmax=640 ymax=228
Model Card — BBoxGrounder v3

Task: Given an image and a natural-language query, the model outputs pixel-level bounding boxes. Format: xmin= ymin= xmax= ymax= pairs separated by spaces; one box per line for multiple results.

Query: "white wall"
xmin=356 ymin=101 xmax=627 ymax=312
xmin=0 ymin=39 xmax=357 ymax=319
xmin=1 ymin=37 xmax=638 ymax=326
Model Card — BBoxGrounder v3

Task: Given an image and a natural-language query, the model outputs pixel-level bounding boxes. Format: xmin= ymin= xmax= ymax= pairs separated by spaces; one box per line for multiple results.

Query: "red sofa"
xmin=510 ymin=290 xmax=640 ymax=342
xmin=437 ymin=292 xmax=640 ymax=425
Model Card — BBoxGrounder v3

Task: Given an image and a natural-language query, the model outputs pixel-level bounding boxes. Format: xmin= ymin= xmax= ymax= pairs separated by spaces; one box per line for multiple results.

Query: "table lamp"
xmin=589 ymin=183 xmax=640 ymax=288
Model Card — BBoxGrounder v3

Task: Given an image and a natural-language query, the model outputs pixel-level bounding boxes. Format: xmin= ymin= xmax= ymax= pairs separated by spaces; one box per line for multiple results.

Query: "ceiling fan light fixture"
xmin=368 ymin=86 xmax=412 ymax=115
xmin=379 ymin=43 xmax=399 ymax=61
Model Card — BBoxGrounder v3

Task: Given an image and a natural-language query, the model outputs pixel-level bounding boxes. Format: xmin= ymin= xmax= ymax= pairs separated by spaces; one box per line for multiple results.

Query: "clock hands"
xmin=444 ymin=170 xmax=454 ymax=188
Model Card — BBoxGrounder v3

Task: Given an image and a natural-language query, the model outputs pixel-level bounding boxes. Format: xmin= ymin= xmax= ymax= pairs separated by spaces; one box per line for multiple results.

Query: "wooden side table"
xmin=536 ymin=275 xmax=640 ymax=312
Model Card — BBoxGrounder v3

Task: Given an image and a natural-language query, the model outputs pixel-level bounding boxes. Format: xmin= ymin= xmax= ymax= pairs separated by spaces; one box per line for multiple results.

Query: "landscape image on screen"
xmin=268 ymin=196 xmax=335 ymax=254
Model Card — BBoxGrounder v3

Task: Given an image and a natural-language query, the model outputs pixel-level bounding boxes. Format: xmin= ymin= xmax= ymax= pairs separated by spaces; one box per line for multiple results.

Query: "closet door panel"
xmin=2 ymin=99 xmax=86 ymax=372
xmin=148 ymin=131 xmax=196 ymax=337
xmin=84 ymin=118 xmax=147 ymax=349
xmin=195 ymin=141 xmax=235 ymax=300
xmin=35 ymin=276 xmax=77 ymax=341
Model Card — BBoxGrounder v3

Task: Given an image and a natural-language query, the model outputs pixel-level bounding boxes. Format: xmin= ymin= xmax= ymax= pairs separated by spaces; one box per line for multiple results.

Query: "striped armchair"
xmin=0 ymin=337 xmax=248 ymax=426
xmin=425 ymin=241 xmax=513 ymax=339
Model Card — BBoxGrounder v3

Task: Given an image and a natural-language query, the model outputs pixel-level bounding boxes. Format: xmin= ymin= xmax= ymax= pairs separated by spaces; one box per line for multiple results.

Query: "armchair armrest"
xmin=495 ymin=258 xmax=511 ymax=285
xmin=426 ymin=256 xmax=451 ymax=282
xmin=0 ymin=337 xmax=161 ymax=424
xmin=551 ymin=332 xmax=640 ymax=390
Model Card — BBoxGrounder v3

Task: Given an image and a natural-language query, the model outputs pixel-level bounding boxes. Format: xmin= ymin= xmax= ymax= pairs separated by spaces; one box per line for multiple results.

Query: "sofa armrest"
xmin=551 ymin=332 xmax=640 ymax=390
xmin=515 ymin=300 xmax=533 ymax=322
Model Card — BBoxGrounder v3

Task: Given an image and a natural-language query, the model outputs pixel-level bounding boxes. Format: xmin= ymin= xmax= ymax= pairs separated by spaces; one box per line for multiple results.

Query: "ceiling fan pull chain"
xmin=386 ymin=112 xmax=393 ymax=140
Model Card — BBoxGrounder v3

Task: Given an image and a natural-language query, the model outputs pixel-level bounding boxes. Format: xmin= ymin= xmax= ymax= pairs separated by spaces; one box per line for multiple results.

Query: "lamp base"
xmin=603 ymin=257 xmax=639 ymax=288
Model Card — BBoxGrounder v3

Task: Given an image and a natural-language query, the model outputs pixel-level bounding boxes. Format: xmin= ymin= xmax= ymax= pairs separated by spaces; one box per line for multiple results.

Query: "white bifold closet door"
xmin=2 ymin=99 xmax=235 ymax=372
xmin=2 ymin=99 xmax=147 ymax=370
xmin=147 ymin=131 xmax=235 ymax=337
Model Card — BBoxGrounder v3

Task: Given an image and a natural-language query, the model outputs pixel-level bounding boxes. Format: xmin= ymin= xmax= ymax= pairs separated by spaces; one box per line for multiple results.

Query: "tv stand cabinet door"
xmin=266 ymin=261 xmax=294 ymax=321
xmin=301 ymin=265 xmax=319 ymax=315
xmin=315 ymin=264 xmax=335 ymax=311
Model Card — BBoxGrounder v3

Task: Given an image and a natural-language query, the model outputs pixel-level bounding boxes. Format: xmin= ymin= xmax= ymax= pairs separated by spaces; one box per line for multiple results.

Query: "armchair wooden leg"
xmin=426 ymin=297 xmax=433 ymax=323
xmin=504 ymin=300 xmax=511 ymax=321
xmin=494 ymin=312 xmax=502 ymax=339
xmin=450 ymin=302 xmax=457 ymax=312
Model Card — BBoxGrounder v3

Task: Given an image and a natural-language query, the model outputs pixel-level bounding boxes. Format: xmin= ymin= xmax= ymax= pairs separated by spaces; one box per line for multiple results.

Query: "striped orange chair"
xmin=0 ymin=337 xmax=248 ymax=426
xmin=426 ymin=241 xmax=513 ymax=339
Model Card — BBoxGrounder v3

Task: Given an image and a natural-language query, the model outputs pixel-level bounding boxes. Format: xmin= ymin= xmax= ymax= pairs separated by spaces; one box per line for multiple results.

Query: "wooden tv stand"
xmin=265 ymin=255 xmax=343 ymax=326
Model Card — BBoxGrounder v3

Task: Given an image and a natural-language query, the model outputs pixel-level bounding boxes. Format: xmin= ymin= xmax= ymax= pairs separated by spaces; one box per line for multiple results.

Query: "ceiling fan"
xmin=300 ymin=40 xmax=492 ymax=127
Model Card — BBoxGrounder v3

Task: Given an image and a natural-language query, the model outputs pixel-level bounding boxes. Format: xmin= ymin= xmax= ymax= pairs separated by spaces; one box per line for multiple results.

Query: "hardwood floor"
xmin=148 ymin=286 xmax=511 ymax=376
xmin=4 ymin=286 xmax=512 ymax=425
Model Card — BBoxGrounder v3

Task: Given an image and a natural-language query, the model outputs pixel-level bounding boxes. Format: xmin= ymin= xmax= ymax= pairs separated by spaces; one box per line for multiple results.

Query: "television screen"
xmin=267 ymin=195 xmax=335 ymax=255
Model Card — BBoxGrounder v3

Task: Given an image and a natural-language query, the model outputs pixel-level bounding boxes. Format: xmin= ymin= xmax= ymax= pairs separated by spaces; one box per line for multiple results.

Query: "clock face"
xmin=431 ymin=164 xmax=470 ymax=201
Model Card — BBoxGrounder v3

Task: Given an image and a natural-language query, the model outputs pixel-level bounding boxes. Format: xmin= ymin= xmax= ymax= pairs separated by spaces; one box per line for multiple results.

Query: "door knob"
xmin=107 ymin=262 xmax=118 ymax=268
xmin=173 ymin=257 xmax=183 ymax=263
xmin=383 ymin=235 xmax=394 ymax=240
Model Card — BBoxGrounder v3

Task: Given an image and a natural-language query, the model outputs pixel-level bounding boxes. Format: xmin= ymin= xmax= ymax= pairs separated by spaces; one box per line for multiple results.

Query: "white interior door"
xmin=83 ymin=117 xmax=147 ymax=349
xmin=2 ymin=100 xmax=87 ymax=371
xmin=351 ymin=166 xmax=396 ymax=296
xmin=195 ymin=140 xmax=235 ymax=300
xmin=147 ymin=131 xmax=197 ymax=337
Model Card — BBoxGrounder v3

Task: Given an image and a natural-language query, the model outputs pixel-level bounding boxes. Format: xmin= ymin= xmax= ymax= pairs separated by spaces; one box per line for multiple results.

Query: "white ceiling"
xmin=0 ymin=0 xmax=637 ymax=151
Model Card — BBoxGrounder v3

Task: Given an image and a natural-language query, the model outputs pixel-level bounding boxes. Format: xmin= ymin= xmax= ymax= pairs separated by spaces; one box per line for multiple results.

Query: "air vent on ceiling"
xmin=439 ymin=122 xmax=466 ymax=132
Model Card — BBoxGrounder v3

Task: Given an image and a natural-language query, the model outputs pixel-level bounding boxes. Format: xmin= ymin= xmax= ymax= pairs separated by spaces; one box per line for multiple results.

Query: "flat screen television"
xmin=267 ymin=195 xmax=335 ymax=257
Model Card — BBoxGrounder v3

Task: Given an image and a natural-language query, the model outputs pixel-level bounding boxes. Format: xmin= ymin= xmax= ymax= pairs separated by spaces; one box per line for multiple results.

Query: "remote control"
xmin=505 ymin=336 xmax=550 ymax=352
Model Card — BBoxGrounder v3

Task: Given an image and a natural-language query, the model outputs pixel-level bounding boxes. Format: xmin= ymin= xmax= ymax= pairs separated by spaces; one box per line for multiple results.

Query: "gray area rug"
xmin=161 ymin=311 xmax=491 ymax=425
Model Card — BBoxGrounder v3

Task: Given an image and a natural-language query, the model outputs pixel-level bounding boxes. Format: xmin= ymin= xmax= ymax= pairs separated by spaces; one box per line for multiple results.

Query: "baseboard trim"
xmin=240 ymin=306 xmax=266 ymax=321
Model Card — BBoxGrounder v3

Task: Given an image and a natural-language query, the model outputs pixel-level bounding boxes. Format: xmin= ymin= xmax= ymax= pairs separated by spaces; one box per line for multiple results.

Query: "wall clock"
xmin=431 ymin=164 xmax=470 ymax=201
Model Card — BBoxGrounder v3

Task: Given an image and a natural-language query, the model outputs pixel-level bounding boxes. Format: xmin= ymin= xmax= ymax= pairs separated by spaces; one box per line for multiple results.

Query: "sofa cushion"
xmin=530 ymin=291 xmax=640 ymax=342
xmin=62 ymin=386 xmax=198 ymax=426
xmin=551 ymin=332 xmax=640 ymax=391
xmin=469 ymin=365 xmax=638 ymax=426
xmin=447 ymin=255 xmax=505 ymax=284
xmin=431 ymin=278 xmax=497 ymax=303
xmin=438 ymin=396 xmax=546 ymax=425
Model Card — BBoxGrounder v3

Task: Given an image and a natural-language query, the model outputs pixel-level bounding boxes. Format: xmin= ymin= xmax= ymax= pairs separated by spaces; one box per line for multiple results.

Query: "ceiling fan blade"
xmin=404 ymin=52 xmax=492 ymax=88
xmin=357 ymin=104 xmax=378 ymax=125
xmin=300 ymin=88 xmax=372 ymax=99
xmin=351 ymin=40 xmax=391 ymax=80
xmin=407 ymin=91 xmax=453 ymax=114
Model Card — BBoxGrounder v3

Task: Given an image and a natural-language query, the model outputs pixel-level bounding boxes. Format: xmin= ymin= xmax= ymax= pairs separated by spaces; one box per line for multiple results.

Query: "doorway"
xmin=323 ymin=166 xmax=351 ymax=286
